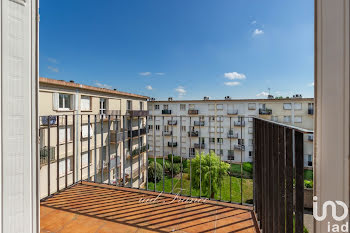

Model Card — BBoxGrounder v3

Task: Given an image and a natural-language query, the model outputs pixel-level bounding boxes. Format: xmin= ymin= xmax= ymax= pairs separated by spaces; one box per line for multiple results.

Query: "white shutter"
xmin=52 ymin=92 xmax=59 ymax=110
xmin=70 ymin=94 xmax=76 ymax=110
xmin=81 ymin=96 xmax=91 ymax=111
xmin=82 ymin=152 xmax=88 ymax=167
xmin=59 ymin=160 xmax=65 ymax=176
xmin=82 ymin=124 xmax=93 ymax=138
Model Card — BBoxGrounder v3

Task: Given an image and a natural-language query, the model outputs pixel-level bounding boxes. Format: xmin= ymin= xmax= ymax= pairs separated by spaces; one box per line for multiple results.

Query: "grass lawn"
xmin=147 ymin=172 xmax=253 ymax=204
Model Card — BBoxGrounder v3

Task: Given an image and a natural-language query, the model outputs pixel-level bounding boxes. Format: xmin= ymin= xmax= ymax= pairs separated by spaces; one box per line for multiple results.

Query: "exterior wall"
xmin=39 ymin=80 xmax=148 ymax=198
xmin=315 ymin=0 xmax=350 ymax=231
xmin=1 ymin=0 xmax=38 ymax=232
xmin=148 ymin=98 xmax=314 ymax=165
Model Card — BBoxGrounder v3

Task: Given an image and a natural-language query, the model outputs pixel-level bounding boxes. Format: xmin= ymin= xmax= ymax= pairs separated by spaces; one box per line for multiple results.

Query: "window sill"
xmin=81 ymin=110 xmax=93 ymax=112
xmin=59 ymin=140 xmax=73 ymax=145
xmin=59 ymin=170 xmax=73 ymax=178
xmin=56 ymin=109 xmax=74 ymax=112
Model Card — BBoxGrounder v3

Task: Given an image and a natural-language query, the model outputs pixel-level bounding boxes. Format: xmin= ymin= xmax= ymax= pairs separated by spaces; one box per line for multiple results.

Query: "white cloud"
xmin=48 ymin=57 xmax=58 ymax=64
xmin=251 ymin=20 xmax=257 ymax=25
xmin=139 ymin=72 xmax=152 ymax=76
xmin=155 ymin=72 xmax=165 ymax=76
xmin=146 ymin=85 xmax=153 ymax=90
xmin=94 ymin=82 xmax=112 ymax=89
xmin=48 ymin=66 xmax=59 ymax=73
xmin=308 ymin=82 xmax=314 ymax=87
xmin=175 ymin=86 xmax=186 ymax=96
xmin=256 ymin=91 xmax=269 ymax=97
xmin=224 ymin=81 xmax=240 ymax=86
xmin=224 ymin=72 xmax=246 ymax=80
xmin=253 ymin=29 xmax=264 ymax=36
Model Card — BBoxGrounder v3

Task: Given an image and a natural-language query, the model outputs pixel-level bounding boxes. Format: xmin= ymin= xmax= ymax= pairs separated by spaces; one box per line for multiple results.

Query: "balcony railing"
xmin=227 ymin=132 xmax=239 ymax=138
xmin=39 ymin=114 xmax=310 ymax=233
xmin=188 ymin=131 xmax=199 ymax=137
xmin=253 ymin=118 xmax=312 ymax=232
xmin=168 ymin=120 xmax=177 ymax=125
xmin=227 ymin=109 xmax=238 ymax=115
xmin=194 ymin=121 xmax=205 ymax=126
xmin=259 ymin=108 xmax=272 ymax=115
xmin=127 ymin=110 xmax=149 ymax=117
xmin=234 ymin=144 xmax=245 ymax=151
xmin=194 ymin=143 xmax=205 ymax=149
xmin=40 ymin=146 xmax=56 ymax=166
xmin=234 ymin=121 xmax=245 ymax=126
xmin=188 ymin=109 xmax=199 ymax=115
xmin=168 ymin=142 xmax=178 ymax=147
xmin=163 ymin=131 xmax=173 ymax=136
xmin=162 ymin=109 xmax=172 ymax=115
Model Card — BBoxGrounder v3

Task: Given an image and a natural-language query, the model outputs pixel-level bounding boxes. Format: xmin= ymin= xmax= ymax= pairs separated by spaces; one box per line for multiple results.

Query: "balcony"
xmin=194 ymin=143 xmax=205 ymax=149
xmin=162 ymin=109 xmax=172 ymax=115
xmin=194 ymin=120 xmax=205 ymax=126
xmin=39 ymin=114 xmax=309 ymax=233
xmin=128 ymin=127 xmax=147 ymax=138
xmin=168 ymin=120 xmax=177 ymax=125
xmin=227 ymin=109 xmax=238 ymax=115
xmin=163 ymin=131 xmax=173 ymax=136
xmin=127 ymin=110 xmax=149 ymax=117
xmin=227 ymin=132 xmax=239 ymax=138
xmin=188 ymin=109 xmax=199 ymax=115
xmin=234 ymin=121 xmax=245 ymax=126
xmin=168 ymin=142 xmax=178 ymax=147
xmin=259 ymin=108 xmax=272 ymax=115
xmin=308 ymin=109 xmax=314 ymax=115
xmin=188 ymin=131 xmax=199 ymax=137
xmin=234 ymin=144 xmax=245 ymax=151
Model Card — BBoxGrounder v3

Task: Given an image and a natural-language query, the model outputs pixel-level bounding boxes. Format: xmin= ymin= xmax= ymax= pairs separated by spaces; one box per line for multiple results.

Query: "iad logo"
xmin=313 ymin=196 xmax=349 ymax=232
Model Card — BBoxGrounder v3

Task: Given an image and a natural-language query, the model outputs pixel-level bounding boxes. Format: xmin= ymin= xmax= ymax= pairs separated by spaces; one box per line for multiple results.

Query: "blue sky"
xmin=39 ymin=0 xmax=314 ymax=100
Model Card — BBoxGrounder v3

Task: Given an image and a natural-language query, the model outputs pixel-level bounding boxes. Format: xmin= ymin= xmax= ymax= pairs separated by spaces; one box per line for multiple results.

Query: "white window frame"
xmin=155 ymin=104 xmax=160 ymax=110
xmin=294 ymin=103 xmax=302 ymax=110
xmin=283 ymin=103 xmax=292 ymax=110
xmin=208 ymin=104 xmax=215 ymax=111
xmin=248 ymin=103 xmax=256 ymax=110
xmin=180 ymin=104 xmax=186 ymax=111
xmin=58 ymin=93 xmax=72 ymax=110
xmin=283 ymin=116 xmax=291 ymax=123
xmin=59 ymin=126 xmax=72 ymax=144
xmin=100 ymin=98 xmax=107 ymax=117
xmin=216 ymin=104 xmax=223 ymax=110
xmin=294 ymin=116 xmax=302 ymax=123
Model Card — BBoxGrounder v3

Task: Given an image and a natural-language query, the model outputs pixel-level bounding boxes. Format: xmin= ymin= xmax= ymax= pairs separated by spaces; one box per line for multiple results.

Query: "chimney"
xmin=203 ymin=96 xmax=210 ymax=100
xmin=168 ymin=97 xmax=173 ymax=101
xmin=225 ymin=96 xmax=231 ymax=100
xmin=69 ymin=80 xmax=74 ymax=83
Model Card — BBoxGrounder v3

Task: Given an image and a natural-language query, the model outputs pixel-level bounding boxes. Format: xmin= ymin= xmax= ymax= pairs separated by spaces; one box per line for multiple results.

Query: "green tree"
xmin=188 ymin=152 xmax=229 ymax=198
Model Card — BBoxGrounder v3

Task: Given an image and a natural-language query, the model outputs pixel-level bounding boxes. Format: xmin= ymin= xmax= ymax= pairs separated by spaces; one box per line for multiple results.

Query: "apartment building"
xmin=39 ymin=77 xmax=149 ymax=198
xmin=147 ymin=96 xmax=314 ymax=167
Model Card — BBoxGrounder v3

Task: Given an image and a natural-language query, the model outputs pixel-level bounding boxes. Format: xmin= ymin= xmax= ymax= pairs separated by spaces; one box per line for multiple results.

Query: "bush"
xmin=304 ymin=180 xmax=313 ymax=188
xmin=167 ymin=154 xmax=182 ymax=163
xmin=148 ymin=162 xmax=163 ymax=183
xmin=242 ymin=162 xmax=253 ymax=173
xmin=164 ymin=161 xmax=181 ymax=176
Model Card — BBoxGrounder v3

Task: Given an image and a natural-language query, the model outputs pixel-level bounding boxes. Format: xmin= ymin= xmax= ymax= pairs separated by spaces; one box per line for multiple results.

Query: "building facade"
xmin=147 ymin=97 xmax=314 ymax=167
xmin=39 ymin=78 xmax=148 ymax=198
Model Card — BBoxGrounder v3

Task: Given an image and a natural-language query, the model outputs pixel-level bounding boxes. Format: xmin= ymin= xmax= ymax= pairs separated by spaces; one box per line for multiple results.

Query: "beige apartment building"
xmin=39 ymin=77 xmax=149 ymax=198
xmin=147 ymin=96 xmax=314 ymax=167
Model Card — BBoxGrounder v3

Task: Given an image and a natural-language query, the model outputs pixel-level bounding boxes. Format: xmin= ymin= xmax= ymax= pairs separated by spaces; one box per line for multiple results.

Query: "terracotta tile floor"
xmin=40 ymin=182 xmax=259 ymax=233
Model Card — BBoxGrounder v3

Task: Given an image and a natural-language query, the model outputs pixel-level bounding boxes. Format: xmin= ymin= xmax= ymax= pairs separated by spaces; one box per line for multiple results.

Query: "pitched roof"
xmin=39 ymin=77 xmax=149 ymax=100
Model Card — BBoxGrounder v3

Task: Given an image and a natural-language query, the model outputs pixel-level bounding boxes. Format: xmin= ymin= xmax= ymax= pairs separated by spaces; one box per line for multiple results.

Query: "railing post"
xmin=285 ymin=128 xmax=293 ymax=233
xmin=56 ymin=116 xmax=60 ymax=192
xmin=88 ymin=115 xmax=91 ymax=181
xmin=47 ymin=116 xmax=51 ymax=196
xmin=295 ymin=131 xmax=304 ymax=233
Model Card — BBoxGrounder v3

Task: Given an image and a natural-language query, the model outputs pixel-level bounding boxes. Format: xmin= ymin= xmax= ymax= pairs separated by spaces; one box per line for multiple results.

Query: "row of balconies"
xmin=159 ymin=108 xmax=276 ymax=116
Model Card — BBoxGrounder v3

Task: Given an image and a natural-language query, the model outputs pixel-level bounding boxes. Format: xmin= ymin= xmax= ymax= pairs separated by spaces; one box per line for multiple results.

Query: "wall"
xmin=1 ymin=0 xmax=38 ymax=232
xmin=315 ymin=0 xmax=350 ymax=232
